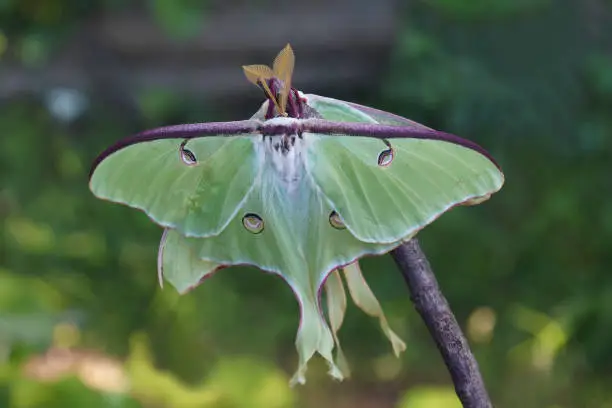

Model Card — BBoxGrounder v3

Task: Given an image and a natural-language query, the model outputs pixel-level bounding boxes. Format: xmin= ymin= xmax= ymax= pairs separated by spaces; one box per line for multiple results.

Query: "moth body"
xmin=259 ymin=116 xmax=308 ymax=191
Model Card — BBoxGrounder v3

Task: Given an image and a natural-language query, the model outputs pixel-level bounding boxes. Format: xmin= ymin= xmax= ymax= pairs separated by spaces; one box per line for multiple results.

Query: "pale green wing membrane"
xmin=305 ymin=93 xmax=431 ymax=129
xmin=89 ymin=122 xmax=260 ymax=237
xmin=341 ymin=262 xmax=406 ymax=356
xmin=305 ymin=132 xmax=503 ymax=244
xmin=179 ymin=158 xmax=397 ymax=384
xmin=343 ymin=101 xmax=433 ymax=129
xmin=303 ymin=94 xmax=378 ymax=123
xmin=324 ymin=270 xmax=350 ymax=378
xmin=299 ymin=96 xmax=504 ymax=244
xmin=158 ymin=229 xmax=220 ymax=294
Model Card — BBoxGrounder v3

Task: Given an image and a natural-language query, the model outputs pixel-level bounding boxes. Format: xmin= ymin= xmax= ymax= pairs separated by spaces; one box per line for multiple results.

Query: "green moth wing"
xmin=304 ymin=95 xmax=501 ymax=242
xmin=301 ymin=94 xmax=378 ymax=123
xmin=176 ymin=155 xmax=399 ymax=384
xmin=341 ymin=262 xmax=406 ymax=356
xmin=89 ymin=122 xmax=261 ymax=237
xmin=295 ymin=95 xmax=503 ymax=244
xmin=324 ymin=270 xmax=350 ymax=378
xmin=304 ymin=129 xmax=503 ymax=244
xmin=305 ymin=93 xmax=431 ymax=129
xmin=158 ymin=229 xmax=220 ymax=294
xmin=323 ymin=262 xmax=407 ymax=380
xmin=306 ymin=94 xmax=500 ymax=240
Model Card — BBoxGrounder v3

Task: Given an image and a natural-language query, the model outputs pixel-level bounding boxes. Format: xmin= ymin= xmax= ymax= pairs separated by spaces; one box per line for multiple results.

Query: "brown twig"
xmin=391 ymin=239 xmax=492 ymax=408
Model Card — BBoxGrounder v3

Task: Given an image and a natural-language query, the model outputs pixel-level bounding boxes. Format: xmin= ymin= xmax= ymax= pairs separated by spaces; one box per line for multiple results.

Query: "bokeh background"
xmin=1 ymin=1 xmax=612 ymax=407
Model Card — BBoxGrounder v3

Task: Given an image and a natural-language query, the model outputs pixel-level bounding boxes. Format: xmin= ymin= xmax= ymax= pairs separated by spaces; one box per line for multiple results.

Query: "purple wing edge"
xmin=91 ymin=116 xmax=502 ymax=180
xmin=89 ymin=120 xmax=261 ymax=179
xmin=297 ymin=119 xmax=502 ymax=171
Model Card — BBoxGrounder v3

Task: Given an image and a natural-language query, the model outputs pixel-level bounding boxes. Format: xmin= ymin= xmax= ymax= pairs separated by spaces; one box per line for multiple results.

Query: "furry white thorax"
xmin=264 ymin=116 xmax=300 ymax=126
xmin=256 ymin=117 xmax=309 ymax=191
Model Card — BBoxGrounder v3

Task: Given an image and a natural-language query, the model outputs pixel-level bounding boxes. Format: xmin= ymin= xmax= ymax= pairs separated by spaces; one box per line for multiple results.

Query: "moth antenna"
xmin=243 ymin=64 xmax=284 ymax=115
xmin=242 ymin=64 xmax=274 ymax=85
xmin=259 ymin=78 xmax=285 ymax=116
xmin=273 ymin=44 xmax=295 ymax=114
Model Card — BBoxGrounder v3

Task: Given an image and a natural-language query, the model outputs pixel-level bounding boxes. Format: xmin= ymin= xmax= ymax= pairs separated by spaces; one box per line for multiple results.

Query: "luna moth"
xmin=89 ymin=44 xmax=504 ymax=384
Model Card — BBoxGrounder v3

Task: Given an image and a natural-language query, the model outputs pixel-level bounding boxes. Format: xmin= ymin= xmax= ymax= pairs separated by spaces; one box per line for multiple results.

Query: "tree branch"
xmin=391 ymin=239 xmax=492 ymax=408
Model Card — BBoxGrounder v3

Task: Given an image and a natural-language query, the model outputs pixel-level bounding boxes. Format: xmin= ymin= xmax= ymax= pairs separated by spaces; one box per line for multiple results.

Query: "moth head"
xmin=243 ymin=43 xmax=295 ymax=118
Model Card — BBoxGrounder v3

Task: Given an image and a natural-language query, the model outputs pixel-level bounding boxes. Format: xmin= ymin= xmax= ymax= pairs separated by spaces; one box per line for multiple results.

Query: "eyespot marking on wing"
xmin=242 ymin=213 xmax=264 ymax=234
xmin=329 ymin=211 xmax=346 ymax=230
xmin=179 ymin=141 xmax=197 ymax=166
xmin=377 ymin=139 xmax=394 ymax=167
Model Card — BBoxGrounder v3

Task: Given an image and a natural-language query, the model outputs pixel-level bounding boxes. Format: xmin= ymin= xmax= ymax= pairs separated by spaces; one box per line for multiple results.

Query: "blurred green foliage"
xmin=1 ymin=0 xmax=612 ymax=407
xmin=422 ymin=0 xmax=551 ymax=20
